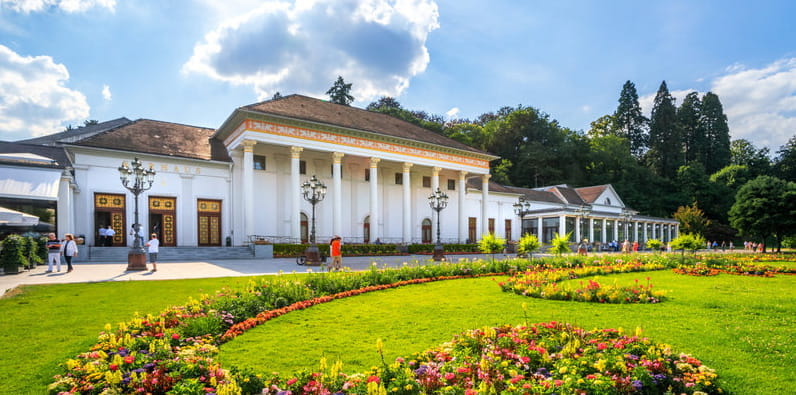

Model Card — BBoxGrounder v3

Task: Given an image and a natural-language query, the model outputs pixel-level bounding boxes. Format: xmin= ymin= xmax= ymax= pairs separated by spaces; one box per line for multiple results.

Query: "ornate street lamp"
xmin=576 ymin=204 xmax=592 ymax=242
xmin=301 ymin=175 xmax=327 ymax=265
xmin=621 ymin=209 xmax=634 ymax=241
xmin=428 ymin=187 xmax=448 ymax=261
xmin=118 ymin=157 xmax=156 ymax=270
xmin=513 ymin=196 xmax=532 ymax=236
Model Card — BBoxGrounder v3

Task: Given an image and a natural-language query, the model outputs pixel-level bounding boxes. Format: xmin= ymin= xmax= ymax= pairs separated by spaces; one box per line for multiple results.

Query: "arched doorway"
xmin=363 ymin=215 xmax=370 ymax=244
xmin=300 ymin=213 xmax=308 ymax=244
xmin=421 ymin=218 xmax=432 ymax=243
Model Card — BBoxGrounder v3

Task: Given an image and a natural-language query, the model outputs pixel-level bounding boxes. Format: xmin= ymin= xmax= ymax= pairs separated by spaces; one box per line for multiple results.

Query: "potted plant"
xmin=0 ymin=235 xmax=28 ymax=274
xmin=516 ymin=234 xmax=541 ymax=259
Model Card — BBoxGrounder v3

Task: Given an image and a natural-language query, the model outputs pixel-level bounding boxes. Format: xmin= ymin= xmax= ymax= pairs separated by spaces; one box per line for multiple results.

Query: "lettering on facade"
xmin=154 ymin=163 xmax=201 ymax=175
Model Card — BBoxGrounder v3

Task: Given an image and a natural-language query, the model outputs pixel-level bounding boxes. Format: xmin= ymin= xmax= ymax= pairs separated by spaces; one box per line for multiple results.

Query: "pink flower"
xmin=444 ymin=372 xmax=456 ymax=381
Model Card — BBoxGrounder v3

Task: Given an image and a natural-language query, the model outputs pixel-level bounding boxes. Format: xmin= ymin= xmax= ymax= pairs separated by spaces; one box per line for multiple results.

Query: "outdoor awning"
xmin=0 ymin=166 xmax=62 ymax=200
xmin=0 ymin=206 xmax=40 ymax=226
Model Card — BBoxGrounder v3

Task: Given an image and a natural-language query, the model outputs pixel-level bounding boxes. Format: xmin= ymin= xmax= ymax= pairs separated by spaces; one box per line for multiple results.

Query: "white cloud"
xmin=711 ymin=58 xmax=796 ymax=151
xmin=183 ymin=0 xmax=440 ymax=103
xmin=101 ymin=84 xmax=112 ymax=101
xmin=445 ymin=107 xmax=459 ymax=119
xmin=1 ymin=0 xmax=115 ymax=13
xmin=0 ymin=45 xmax=90 ymax=140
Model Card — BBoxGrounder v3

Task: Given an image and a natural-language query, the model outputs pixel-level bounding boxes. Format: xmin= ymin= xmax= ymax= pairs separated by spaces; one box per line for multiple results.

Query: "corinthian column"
xmin=290 ymin=146 xmax=303 ymax=242
xmin=458 ymin=171 xmax=467 ymax=243
xmin=481 ymin=174 xmax=490 ymax=238
xmin=242 ymin=140 xmax=256 ymax=239
xmin=402 ymin=162 xmax=413 ymax=243
xmin=369 ymin=157 xmax=381 ymax=242
xmin=332 ymin=152 xmax=344 ymax=237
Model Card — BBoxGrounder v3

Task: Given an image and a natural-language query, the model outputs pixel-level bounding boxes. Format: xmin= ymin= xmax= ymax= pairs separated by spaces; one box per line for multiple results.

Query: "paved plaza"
xmin=0 ymin=253 xmax=504 ymax=296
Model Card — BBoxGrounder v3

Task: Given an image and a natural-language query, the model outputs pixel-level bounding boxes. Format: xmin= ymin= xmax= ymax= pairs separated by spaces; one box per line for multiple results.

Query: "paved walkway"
xmin=1 ymin=254 xmax=503 ymax=297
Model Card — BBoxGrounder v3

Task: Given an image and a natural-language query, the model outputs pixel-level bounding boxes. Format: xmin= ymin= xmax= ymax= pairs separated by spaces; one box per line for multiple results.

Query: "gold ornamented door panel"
xmin=94 ymin=193 xmax=126 ymax=246
xmin=149 ymin=196 xmax=177 ymax=246
xmin=197 ymin=199 xmax=221 ymax=246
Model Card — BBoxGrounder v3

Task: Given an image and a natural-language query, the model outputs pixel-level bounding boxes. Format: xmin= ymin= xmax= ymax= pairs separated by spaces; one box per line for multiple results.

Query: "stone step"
xmin=85 ymin=246 xmax=254 ymax=262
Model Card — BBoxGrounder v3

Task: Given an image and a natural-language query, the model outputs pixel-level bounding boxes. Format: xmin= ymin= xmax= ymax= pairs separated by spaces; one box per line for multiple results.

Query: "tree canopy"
xmin=326 ymin=76 xmax=354 ymax=105
xmin=729 ymin=175 xmax=796 ymax=252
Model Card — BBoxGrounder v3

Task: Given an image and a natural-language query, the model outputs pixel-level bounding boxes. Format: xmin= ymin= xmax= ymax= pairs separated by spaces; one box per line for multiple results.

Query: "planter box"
xmin=2 ymin=264 xmax=24 ymax=274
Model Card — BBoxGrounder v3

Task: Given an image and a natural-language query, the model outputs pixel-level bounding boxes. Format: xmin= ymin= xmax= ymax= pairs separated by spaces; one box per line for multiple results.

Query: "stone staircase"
xmin=86 ymin=246 xmax=254 ymax=262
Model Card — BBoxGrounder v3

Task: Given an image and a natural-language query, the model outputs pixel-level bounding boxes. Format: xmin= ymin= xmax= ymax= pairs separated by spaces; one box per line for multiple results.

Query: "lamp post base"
xmin=126 ymin=251 xmax=148 ymax=271
xmin=432 ymin=243 xmax=446 ymax=261
xmin=304 ymin=244 xmax=323 ymax=266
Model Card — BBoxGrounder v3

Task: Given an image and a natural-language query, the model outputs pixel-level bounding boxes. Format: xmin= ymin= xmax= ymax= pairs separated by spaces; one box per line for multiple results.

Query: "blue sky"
xmin=1 ymin=0 xmax=795 ymax=153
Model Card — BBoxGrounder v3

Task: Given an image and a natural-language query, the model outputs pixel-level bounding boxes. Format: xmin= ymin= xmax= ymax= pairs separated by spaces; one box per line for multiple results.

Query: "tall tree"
xmin=730 ymin=139 xmax=771 ymax=176
xmin=677 ymin=92 xmax=704 ymax=164
xmin=613 ymin=81 xmax=648 ymax=158
xmin=673 ymin=203 xmax=711 ymax=236
xmin=647 ymin=81 xmax=682 ymax=178
xmin=729 ymin=176 xmax=796 ymax=252
xmin=774 ymin=135 xmax=796 ymax=182
xmin=366 ymin=96 xmax=401 ymax=111
xmin=326 ymin=76 xmax=354 ymax=105
xmin=700 ymin=92 xmax=731 ymax=174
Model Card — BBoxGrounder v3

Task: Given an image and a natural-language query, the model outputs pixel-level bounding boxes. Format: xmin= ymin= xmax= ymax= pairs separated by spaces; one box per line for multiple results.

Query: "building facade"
xmin=1 ymin=95 xmax=677 ymax=248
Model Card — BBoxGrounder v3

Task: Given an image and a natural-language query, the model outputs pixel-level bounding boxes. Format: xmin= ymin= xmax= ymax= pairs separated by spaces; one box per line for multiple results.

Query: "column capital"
xmin=241 ymin=139 xmax=257 ymax=152
xmin=432 ymin=167 xmax=442 ymax=177
xmin=290 ymin=146 xmax=303 ymax=158
xmin=370 ymin=157 xmax=381 ymax=168
xmin=332 ymin=151 xmax=345 ymax=164
xmin=481 ymin=173 xmax=491 ymax=180
xmin=402 ymin=162 xmax=413 ymax=173
xmin=458 ymin=170 xmax=468 ymax=180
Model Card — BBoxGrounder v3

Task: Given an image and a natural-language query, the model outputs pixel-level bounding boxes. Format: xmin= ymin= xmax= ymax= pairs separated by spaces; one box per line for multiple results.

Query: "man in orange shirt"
xmin=330 ymin=236 xmax=342 ymax=271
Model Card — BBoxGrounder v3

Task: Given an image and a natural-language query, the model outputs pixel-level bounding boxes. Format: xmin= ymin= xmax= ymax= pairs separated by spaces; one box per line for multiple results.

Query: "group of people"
xmin=96 ymin=225 xmax=116 ymax=246
xmin=577 ymin=238 xmax=649 ymax=256
xmin=45 ymin=233 xmax=79 ymax=273
xmin=742 ymin=241 xmax=764 ymax=252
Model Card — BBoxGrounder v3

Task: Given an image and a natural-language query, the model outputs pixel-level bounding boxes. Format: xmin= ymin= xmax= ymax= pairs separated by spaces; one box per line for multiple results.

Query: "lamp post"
xmin=118 ymin=157 xmax=155 ymax=270
xmin=621 ymin=209 xmax=633 ymax=242
xmin=301 ymin=175 xmax=327 ymax=265
xmin=428 ymin=187 xmax=448 ymax=261
xmin=576 ymin=204 xmax=592 ymax=242
xmin=513 ymin=196 xmax=532 ymax=237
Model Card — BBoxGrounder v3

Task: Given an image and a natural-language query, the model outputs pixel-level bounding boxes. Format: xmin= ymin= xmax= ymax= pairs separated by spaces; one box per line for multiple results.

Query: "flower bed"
xmin=500 ymin=260 xmax=668 ymax=303
xmin=673 ymin=265 xmax=721 ymax=276
xmin=673 ymin=262 xmax=796 ymax=277
xmin=49 ymin=257 xmax=676 ymax=394
xmin=263 ymin=322 xmax=723 ymax=394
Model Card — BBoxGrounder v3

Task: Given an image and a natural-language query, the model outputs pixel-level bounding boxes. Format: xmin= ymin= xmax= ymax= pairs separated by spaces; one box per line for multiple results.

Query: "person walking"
xmin=329 ymin=236 xmax=342 ymax=271
xmin=577 ymin=239 xmax=588 ymax=256
xmin=98 ymin=226 xmax=107 ymax=247
xmin=105 ymin=225 xmax=115 ymax=246
xmin=145 ymin=233 xmax=159 ymax=272
xmin=632 ymin=240 xmax=639 ymax=252
xmin=45 ymin=233 xmax=62 ymax=273
xmin=622 ymin=239 xmax=631 ymax=253
xmin=62 ymin=233 xmax=78 ymax=273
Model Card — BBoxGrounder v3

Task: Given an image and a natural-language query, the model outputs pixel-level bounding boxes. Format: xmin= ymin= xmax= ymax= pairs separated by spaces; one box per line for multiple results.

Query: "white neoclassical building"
xmin=1 ymin=95 xmax=677 ymax=248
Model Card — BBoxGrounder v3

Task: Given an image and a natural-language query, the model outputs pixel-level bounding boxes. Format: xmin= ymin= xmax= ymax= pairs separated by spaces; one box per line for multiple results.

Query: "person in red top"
xmin=330 ymin=236 xmax=342 ymax=271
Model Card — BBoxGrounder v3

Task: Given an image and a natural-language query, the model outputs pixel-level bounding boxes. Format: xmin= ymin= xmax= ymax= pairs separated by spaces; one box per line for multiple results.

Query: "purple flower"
xmin=414 ymin=365 xmax=428 ymax=377
xmin=632 ymin=380 xmax=643 ymax=390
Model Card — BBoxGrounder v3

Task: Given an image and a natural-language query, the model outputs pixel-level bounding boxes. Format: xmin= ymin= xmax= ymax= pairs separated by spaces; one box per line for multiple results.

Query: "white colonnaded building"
xmin=0 ymin=95 xmax=677 ymax=251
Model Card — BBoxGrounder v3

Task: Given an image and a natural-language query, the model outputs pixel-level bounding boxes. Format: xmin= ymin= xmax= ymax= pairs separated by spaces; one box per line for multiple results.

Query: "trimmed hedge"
xmin=407 ymin=243 xmax=480 ymax=254
xmin=0 ymin=234 xmax=28 ymax=273
xmin=273 ymin=243 xmax=481 ymax=257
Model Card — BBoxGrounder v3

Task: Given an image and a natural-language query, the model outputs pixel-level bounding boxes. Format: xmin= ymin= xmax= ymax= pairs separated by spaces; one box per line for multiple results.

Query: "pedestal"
xmin=432 ymin=243 xmax=446 ymax=261
xmin=304 ymin=244 xmax=323 ymax=266
xmin=126 ymin=251 xmax=148 ymax=271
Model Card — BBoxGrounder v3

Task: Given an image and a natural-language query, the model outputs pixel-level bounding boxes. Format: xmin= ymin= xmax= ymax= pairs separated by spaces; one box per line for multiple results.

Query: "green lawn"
xmin=219 ymin=270 xmax=796 ymax=394
xmin=0 ymin=277 xmax=260 ymax=394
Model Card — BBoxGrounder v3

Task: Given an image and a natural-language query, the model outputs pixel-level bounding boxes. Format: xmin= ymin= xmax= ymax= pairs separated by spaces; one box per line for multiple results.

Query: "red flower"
xmin=109 ymin=364 xmax=119 ymax=371
xmin=124 ymin=356 xmax=135 ymax=364
xmin=171 ymin=333 xmax=180 ymax=340
xmin=366 ymin=375 xmax=380 ymax=383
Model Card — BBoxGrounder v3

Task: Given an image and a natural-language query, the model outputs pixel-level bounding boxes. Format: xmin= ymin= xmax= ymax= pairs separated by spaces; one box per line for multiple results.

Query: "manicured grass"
xmin=0 ymin=277 xmax=260 ymax=394
xmin=219 ymin=270 xmax=796 ymax=394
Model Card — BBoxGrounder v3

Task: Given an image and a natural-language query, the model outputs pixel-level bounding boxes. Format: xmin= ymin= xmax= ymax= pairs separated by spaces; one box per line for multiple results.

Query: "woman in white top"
xmin=145 ymin=233 xmax=159 ymax=272
xmin=61 ymin=233 xmax=79 ymax=273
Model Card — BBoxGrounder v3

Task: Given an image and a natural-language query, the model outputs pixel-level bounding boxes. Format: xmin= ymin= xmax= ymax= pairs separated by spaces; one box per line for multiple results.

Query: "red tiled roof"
xmin=241 ymin=95 xmax=490 ymax=156
xmin=75 ymin=119 xmax=230 ymax=162
xmin=575 ymin=185 xmax=608 ymax=203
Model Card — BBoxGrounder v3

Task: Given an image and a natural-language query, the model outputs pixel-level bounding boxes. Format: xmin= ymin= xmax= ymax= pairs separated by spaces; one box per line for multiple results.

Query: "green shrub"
xmin=0 ymin=235 xmax=28 ymax=273
xmin=548 ymin=232 xmax=573 ymax=256
xmin=36 ymin=236 xmax=48 ymax=264
xmin=646 ymin=238 xmax=663 ymax=252
xmin=478 ymin=233 xmax=505 ymax=255
xmin=516 ymin=234 xmax=541 ymax=257
xmin=180 ymin=315 xmax=223 ymax=338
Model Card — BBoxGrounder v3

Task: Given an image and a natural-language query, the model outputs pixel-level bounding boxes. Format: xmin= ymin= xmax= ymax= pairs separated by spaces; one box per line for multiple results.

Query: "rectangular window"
xmin=488 ymin=218 xmax=495 ymax=234
xmin=299 ymin=160 xmax=306 ymax=175
xmin=468 ymin=217 xmax=477 ymax=243
xmin=447 ymin=179 xmax=456 ymax=190
xmin=395 ymin=172 xmax=403 ymax=185
xmin=365 ymin=169 xmax=370 ymax=181
xmin=505 ymin=219 xmax=512 ymax=241
xmin=253 ymin=155 xmax=266 ymax=170
xmin=422 ymin=176 xmax=431 ymax=188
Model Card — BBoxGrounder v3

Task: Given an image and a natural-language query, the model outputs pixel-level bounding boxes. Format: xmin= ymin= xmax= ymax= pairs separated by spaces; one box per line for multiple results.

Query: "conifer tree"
xmin=613 ymin=80 xmax=648 ymax=158
xmin=326 ymin=76 xmax=355 ymax=105
xmin=700 ymin=92 xmax=731 ymax=174
xmin=678 ymin=92 xmax=704 ymax=164
xmin=647 ymin=81 xmax=682 ymax=178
